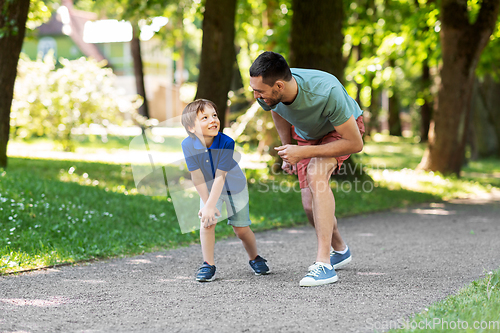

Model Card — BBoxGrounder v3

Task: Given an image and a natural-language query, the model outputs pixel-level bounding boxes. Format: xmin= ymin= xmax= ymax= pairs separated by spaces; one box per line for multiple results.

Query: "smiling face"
xmin=188 ymin=106 xmax=220 ymax=146
xmin=250 ymin=76 xmax=284 ymax=107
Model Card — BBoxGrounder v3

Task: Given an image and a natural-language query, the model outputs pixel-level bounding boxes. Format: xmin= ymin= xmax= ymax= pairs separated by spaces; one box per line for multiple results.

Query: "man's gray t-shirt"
xmin=257 ymin=68 xmax=363 ymax=140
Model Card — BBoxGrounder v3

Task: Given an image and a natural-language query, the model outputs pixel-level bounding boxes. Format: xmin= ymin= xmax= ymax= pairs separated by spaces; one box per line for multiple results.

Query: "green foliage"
xmin=477 ymin=19 xmax=500 ymax=81
xmin=26 ymin=0 xmax=54 ymax=31
xmin=344 ymin=0 xmax=440 ymax=113
xmin=10 ymin=54 xmax=141 ymax=151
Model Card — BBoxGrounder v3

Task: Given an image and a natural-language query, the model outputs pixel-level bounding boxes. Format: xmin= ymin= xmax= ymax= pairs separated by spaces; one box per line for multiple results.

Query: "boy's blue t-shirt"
xmin=257 ymin=68 xmax=363 ymax=140
xmin=181 ymin=132 xmax=246 ymax=194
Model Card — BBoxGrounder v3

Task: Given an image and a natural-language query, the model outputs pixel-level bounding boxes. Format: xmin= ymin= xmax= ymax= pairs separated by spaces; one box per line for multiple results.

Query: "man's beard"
xmin=264 ymin=90 xmax=282 ymax=107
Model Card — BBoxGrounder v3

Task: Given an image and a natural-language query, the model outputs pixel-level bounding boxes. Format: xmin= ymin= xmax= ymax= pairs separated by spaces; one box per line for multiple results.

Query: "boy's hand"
xmin=198 ymin=206 xmax=221 ymax=228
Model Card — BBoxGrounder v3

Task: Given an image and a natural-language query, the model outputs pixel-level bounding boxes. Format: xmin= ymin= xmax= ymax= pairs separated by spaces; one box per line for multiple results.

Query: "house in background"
xmin=21 ymin=0 xmax=186 ymax=124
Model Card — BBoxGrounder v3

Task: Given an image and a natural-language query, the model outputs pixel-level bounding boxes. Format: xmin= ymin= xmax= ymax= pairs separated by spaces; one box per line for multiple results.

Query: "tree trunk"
xmin=264 ymin=0 xmax=279 ymax=51
xmin=418 ymin=0 xmax=500 ymax=175
xmin=367 ymin=74 xmax=381 ymax=135
xmin=131 ymin=24 xmax=149 ymax=119
xmin=388 ymin=59 xmax=402 ymax=136
xmin=483 ymin=75 xmax=500 ymax=154
xmin=0 ymin=0 xmax=31 ymax=168
xmin=195 ymin=0 xmax=237 ymax=130
xmin=470 ymin=77 xmax=498 ymax=158
xmin=290 ymin=0 xmax=369 ymax=181
xmin=419 ymin=59 xmax=433 ymax=142
xmin=289 ymin=0 xmax=344 ymax=80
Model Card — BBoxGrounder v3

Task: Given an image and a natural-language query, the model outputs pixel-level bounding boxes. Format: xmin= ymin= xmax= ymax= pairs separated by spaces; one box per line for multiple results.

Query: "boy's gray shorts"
xmin=200 ymin=186 xmax=251 ymax=227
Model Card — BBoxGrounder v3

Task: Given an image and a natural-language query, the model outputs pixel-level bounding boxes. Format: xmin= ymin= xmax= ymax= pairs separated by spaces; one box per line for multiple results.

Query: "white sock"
xmin=334 ymin=245 xmax=349 ymax=255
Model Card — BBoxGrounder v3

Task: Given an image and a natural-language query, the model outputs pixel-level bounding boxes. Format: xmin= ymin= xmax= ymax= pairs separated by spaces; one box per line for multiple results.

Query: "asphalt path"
xmin=1 ymin=196 xmax=500 ymax=333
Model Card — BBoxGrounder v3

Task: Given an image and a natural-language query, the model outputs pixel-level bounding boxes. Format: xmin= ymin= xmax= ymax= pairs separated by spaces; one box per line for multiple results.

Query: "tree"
xmin=195 ymin=0 xmax=237 ymax=129
xmin=289 ymin=0 xmax=343 ymax=79
xmin=131 ymin=23 xmax=149 ymax=118
xmin=288 ymin=0 xmax=369 ymax=180
xmin=418 ymin=0 xmax=500 ymax=175
xmin=0 ymin=0 xmax=31 ymax=168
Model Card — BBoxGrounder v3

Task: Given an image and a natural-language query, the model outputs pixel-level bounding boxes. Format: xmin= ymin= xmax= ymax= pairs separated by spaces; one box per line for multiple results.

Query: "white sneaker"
xmin=299 ymin=262 xmax=338 ymax=287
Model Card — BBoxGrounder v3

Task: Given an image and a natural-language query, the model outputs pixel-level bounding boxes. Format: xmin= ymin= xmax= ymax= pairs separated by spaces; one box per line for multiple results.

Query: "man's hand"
xmin=282 ymin=161 xmax=297 ymax=175
xmin=275 ymin=144 xmax=304 ymax=165
xmin=198 ymin=206 xmax=221 ymax=228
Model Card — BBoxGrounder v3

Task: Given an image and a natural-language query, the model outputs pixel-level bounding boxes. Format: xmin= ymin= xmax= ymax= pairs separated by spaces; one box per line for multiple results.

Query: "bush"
xmin=10 ymin=54 xmax=142 ymax=151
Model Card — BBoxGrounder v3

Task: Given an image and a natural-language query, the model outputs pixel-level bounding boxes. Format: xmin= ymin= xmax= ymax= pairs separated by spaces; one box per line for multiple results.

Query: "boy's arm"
xmin=190 ymin=168 xmax=227 ymax=227
xmin=203 ymin=169 xmax=227 ymax=209
xmin=190 ymin=169 xmax=210 ymax=203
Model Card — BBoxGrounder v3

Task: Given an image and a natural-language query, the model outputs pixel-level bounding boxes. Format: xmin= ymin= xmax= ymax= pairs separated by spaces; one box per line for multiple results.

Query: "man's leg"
xmin=302 ymin=157 xmax=345 ymax=263
xmin=301 ymin=187 xmax=346 ymax=253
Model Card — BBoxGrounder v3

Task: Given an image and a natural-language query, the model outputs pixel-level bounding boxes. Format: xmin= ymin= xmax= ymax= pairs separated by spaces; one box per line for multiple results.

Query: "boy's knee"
xmin=233 ymin=226 xmax=250 ymax=238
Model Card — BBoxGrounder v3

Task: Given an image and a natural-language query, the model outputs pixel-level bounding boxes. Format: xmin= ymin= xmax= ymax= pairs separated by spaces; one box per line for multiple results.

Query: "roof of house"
xmin=37 ymin=4 xmax=106 ymax=62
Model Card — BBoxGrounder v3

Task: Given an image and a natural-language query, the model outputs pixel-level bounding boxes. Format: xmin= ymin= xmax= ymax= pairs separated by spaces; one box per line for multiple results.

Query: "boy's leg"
xmin=200 ymin=223 xmax=216 ymax=265
xmin=233 ymin=226 xmax=258 ymax=260
xmin=224 ymin=188 xmax=258 ymax=260
xmin=199 ymin=197 xmax=224 ymax=266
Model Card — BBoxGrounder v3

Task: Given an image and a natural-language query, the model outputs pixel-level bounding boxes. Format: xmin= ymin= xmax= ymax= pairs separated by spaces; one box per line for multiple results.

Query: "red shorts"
xmin=291 ymin=116 xmax=365 ymax=189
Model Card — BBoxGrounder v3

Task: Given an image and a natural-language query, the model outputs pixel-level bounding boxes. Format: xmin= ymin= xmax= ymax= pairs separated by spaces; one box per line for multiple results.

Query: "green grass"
xmin=362 ymin=134 xmax=426 ymax=170
xmin=9 ymin=134 xmax=185 ymax=154
xmin=383 ymin=268 xmax=500 ymax=333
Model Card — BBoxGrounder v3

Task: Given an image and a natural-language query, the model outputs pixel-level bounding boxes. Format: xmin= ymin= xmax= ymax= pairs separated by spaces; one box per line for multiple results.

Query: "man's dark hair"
xmin=249 ymin=51 xmax=292 ymax=86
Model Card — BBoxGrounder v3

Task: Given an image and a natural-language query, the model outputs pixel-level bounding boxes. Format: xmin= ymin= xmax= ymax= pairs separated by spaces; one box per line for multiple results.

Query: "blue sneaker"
xmin=196 ymin=262 xmax=216 ymax=282
xmin=330 ymin=247 xmax=351 ymax=269
xmin=299 ymin=262 xmax=338 ymax=287
xmin=249 ymin=255 xmax=270 ymax=275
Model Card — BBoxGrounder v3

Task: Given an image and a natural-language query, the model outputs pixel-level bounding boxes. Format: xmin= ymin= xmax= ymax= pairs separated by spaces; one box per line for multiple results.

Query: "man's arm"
xmin=272 ymin=111 xmax=293 ymax=145
xmin=275 ymin=115 xmax=363 ymax=164
xmin=271 ymin=111 xmax=297 ymax=175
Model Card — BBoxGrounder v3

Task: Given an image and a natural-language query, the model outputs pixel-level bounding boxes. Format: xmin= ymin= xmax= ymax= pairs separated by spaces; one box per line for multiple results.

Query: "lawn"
xmin=386 ymin=268 xmax=500 ymax=333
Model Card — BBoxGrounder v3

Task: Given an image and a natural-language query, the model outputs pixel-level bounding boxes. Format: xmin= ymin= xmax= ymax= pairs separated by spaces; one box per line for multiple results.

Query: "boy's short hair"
xmin=181 ymin=99 xmax=218 ymax=137
xmin=249 ymin=51 xmax=292 ymax=86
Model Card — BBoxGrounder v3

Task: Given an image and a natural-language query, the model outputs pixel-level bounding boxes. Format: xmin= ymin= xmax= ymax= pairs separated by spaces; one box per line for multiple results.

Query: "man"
xmin=249 ymin=51 xmax=365 ymax=287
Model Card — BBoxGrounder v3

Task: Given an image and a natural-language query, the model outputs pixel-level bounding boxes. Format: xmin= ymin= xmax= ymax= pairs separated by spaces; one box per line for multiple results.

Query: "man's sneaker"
xmin=249 ymin=255 xmax=270 ymax=275
xmin=299 ymin=262 xmax=338 ymax=287
xmin=330 ymin=247 xmax=351 ymax=269
xmin=196 ymin=262 xmax=216 ymax=282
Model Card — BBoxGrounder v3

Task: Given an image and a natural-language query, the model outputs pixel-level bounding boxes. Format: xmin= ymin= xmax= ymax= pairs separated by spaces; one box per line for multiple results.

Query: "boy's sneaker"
xmin=299 ymin=262 xmax=338 ymax=287
xmin=196 ymin=262 xmax=216 ymax=282
xmin=330 ymin=247 xmax=351 ymax=269
xmin=249 ymin=255 xmax=270 ymax=275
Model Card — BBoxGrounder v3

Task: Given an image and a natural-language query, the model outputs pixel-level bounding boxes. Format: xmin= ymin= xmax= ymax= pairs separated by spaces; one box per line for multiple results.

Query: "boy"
xmin=181 ymin=99 xmax=270 ymax=282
